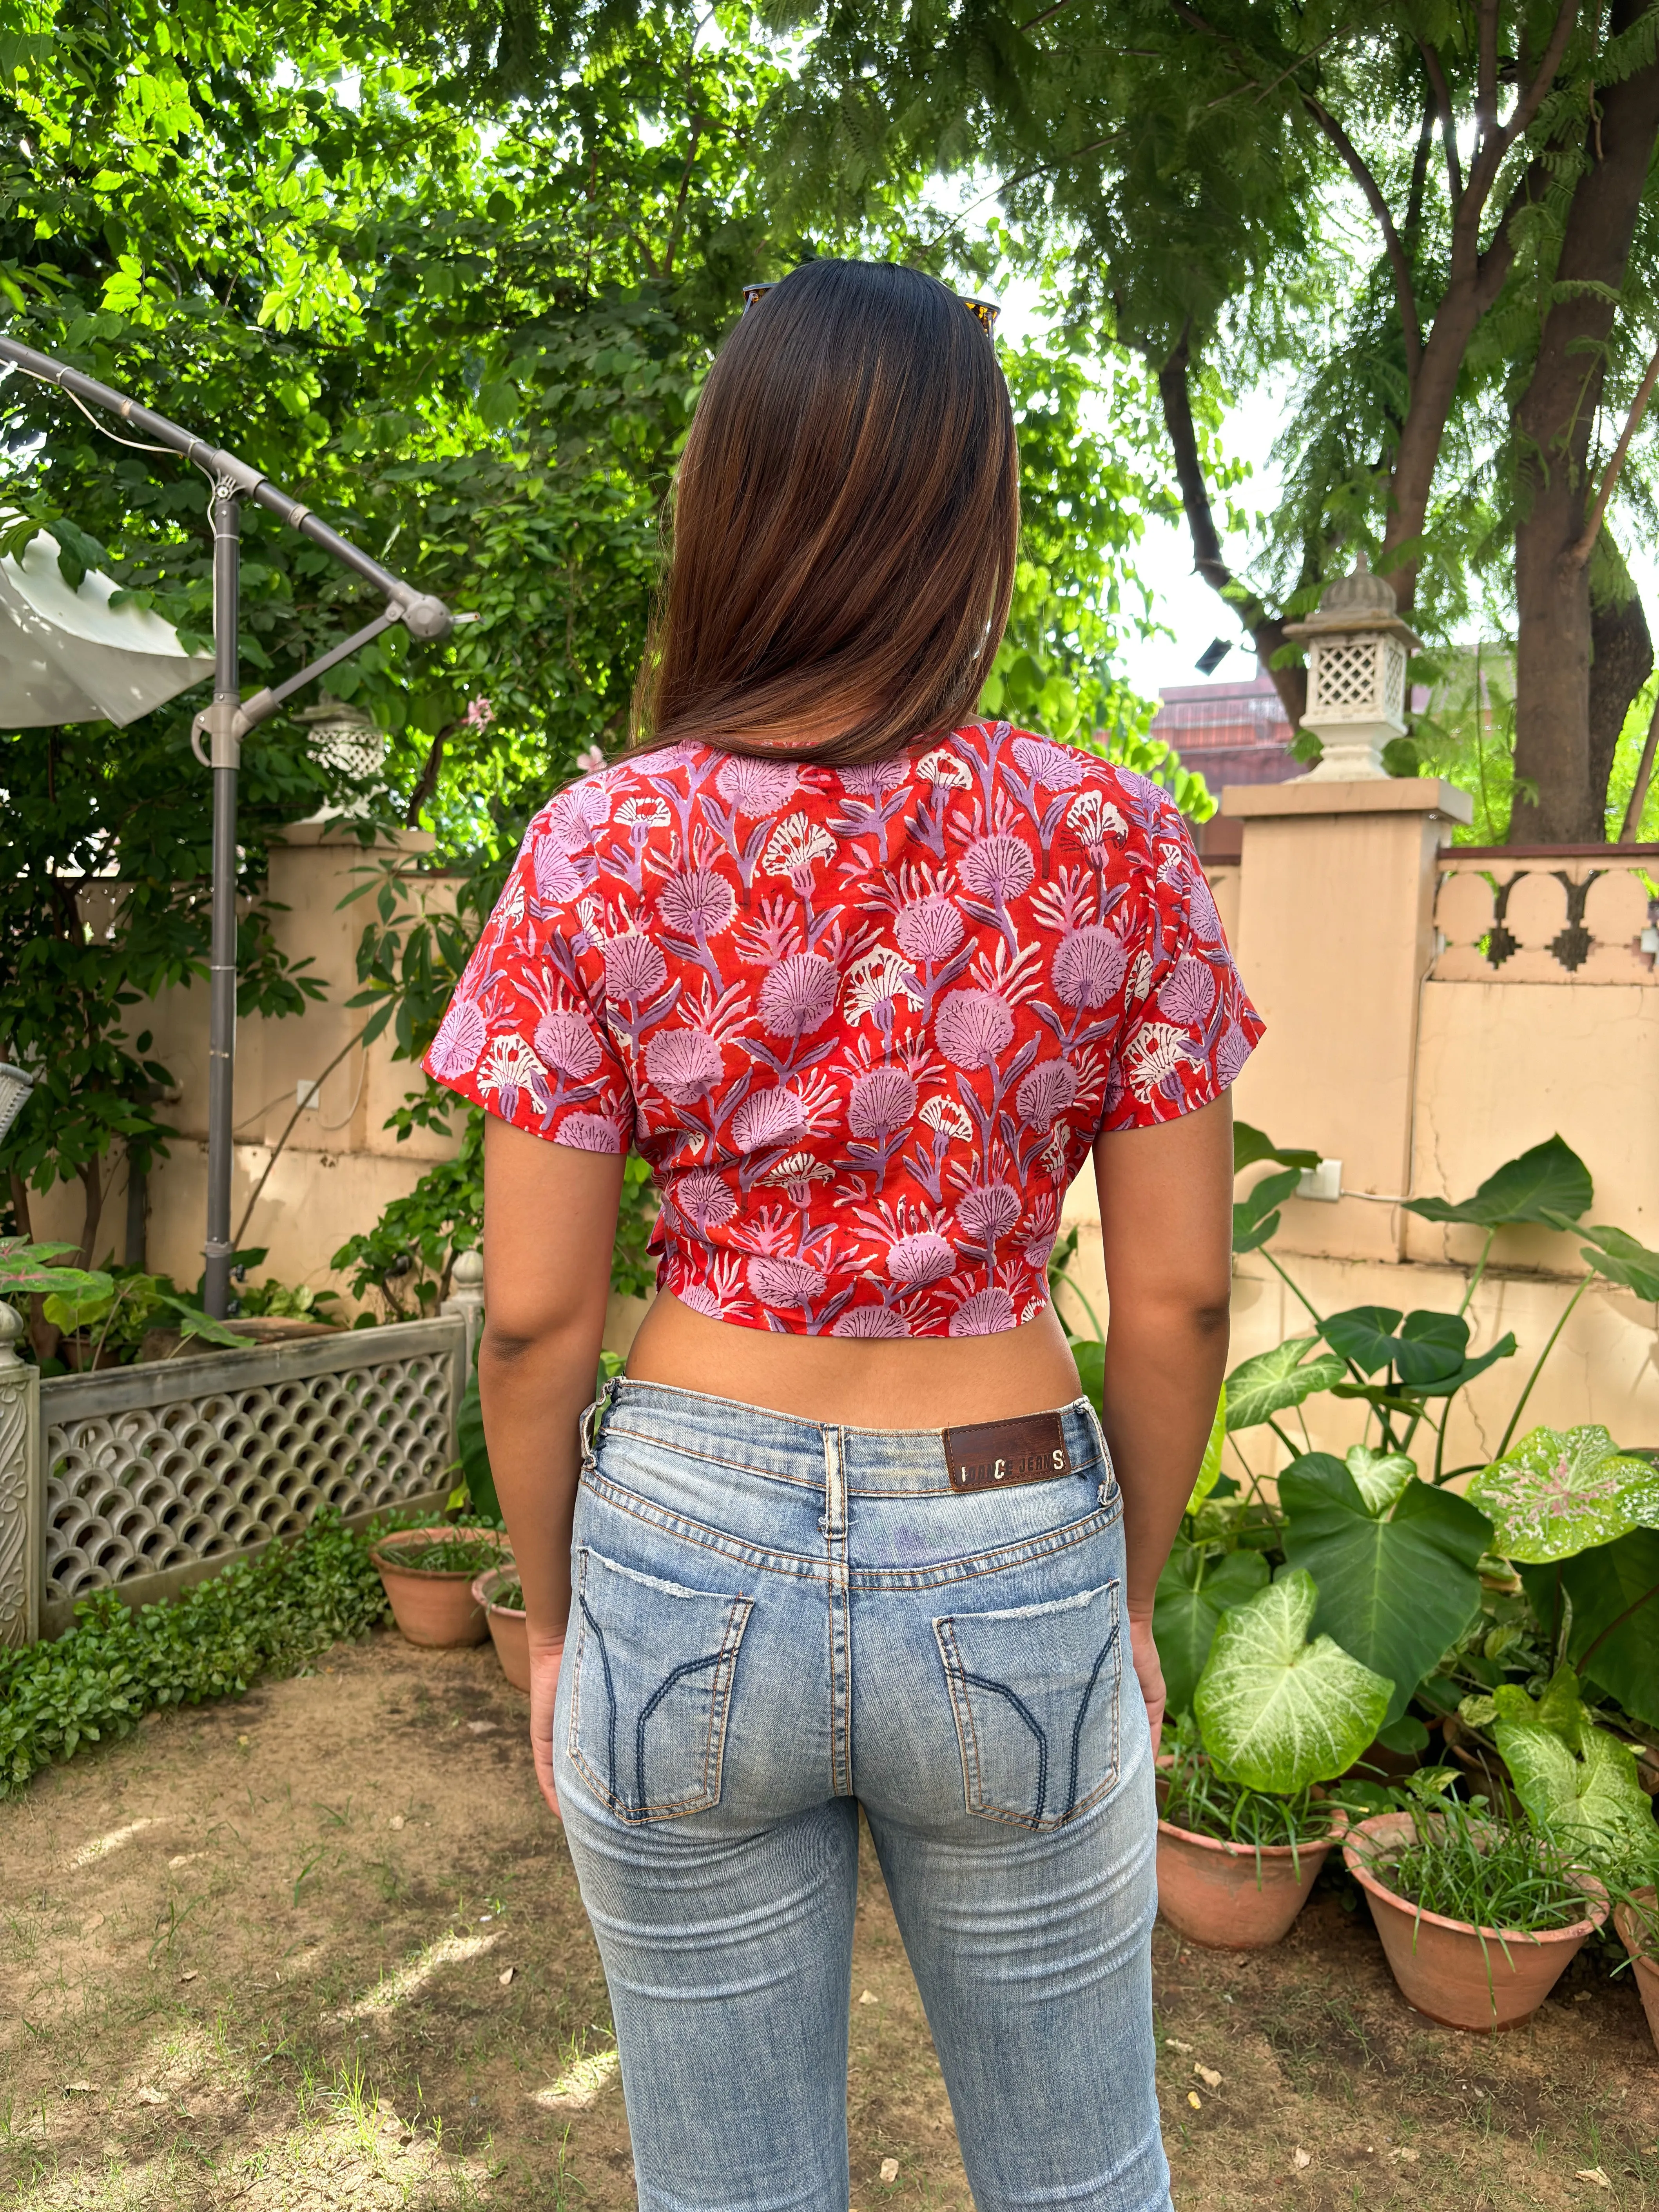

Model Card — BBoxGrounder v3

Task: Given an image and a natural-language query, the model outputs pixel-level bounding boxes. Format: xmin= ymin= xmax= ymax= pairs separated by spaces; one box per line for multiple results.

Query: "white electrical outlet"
xmin=297 ymin=1079 xmax=321 ymax=1111
xmin=1298 ymin=1159 xmax=1342 ymax=1202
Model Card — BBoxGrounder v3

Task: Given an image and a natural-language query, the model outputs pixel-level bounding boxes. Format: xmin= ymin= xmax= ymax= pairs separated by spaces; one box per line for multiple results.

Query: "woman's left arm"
xmin=479 ymin=1115 xmax=626 ymax=1814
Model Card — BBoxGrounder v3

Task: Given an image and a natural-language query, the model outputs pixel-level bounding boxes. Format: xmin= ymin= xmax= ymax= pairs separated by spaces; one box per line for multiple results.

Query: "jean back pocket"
xmin=934 ymin=1579 xmax=1121 ymax=1830
xmin=568 ymin=1545 xmax=752 ymax=1824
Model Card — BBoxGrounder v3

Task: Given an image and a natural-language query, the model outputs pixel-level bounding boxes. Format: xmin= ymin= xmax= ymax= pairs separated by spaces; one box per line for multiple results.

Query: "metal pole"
xmin=203 ymin=480 xmax=241 ymax=1319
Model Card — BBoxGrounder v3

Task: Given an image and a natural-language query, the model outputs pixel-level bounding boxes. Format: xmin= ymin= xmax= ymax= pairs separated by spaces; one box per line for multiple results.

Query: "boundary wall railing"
xmin=0 ymin=1260 xmax=484 ymax=1645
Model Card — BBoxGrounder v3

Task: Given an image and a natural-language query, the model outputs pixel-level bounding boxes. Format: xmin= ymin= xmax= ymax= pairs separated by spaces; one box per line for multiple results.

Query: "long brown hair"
xmin=631 ymin=259 xmax=1019 ymax=767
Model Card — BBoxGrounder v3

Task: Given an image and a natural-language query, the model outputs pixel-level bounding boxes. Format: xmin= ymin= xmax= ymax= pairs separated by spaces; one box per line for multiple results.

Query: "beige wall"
xmin=34 ymin=828 xmax=462 ymax=1305
xmin=1061 ymin=780 xmax=1659 ymax=1469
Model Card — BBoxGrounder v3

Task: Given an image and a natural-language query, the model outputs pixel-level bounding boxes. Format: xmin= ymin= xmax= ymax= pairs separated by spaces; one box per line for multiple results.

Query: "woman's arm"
xmin=480 ymin=1115 xmax=625 ymax=1811
xmin=1091 ymin=1091 xmax=1235 ymax=1753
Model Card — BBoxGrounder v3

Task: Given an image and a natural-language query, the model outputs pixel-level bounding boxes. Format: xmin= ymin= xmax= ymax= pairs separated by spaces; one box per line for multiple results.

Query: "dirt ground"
xmin=2 ymin=1628 xmax=1654 ymax=2212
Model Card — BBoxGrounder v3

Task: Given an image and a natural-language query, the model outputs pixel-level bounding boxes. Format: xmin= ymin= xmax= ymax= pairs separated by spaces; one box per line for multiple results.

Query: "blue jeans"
xmin=553 ymin=1379 xmax=1169 ymax=2212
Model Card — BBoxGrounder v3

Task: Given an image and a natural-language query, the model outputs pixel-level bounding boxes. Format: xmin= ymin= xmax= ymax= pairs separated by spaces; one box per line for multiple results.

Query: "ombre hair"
xmin=631 ymin=259 xmax=1019 ymax=767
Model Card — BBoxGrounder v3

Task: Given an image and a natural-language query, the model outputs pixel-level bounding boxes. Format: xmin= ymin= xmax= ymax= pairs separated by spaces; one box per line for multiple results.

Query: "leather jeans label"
xmin=944 ymin=1412 xmax=1072 ymax=1492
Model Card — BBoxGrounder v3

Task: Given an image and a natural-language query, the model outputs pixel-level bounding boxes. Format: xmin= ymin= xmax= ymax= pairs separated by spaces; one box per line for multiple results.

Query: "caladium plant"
xmin=1194 ymin=1570 xmax=1393 ymax=1795
xmin=1469 ymin=1426 xmax=1659 ymax=1565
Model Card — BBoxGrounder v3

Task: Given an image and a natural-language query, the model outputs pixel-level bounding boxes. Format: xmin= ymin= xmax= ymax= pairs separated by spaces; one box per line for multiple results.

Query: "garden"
xmin=4 ymin=0 xmax=1659 ymax=2205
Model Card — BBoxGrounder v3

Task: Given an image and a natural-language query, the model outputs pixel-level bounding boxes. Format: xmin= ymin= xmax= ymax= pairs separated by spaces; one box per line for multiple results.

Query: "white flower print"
xmin=1128 ymin=948 xmax=1154 ymax=1004
xmin=916 ymin=746 xmax=971 ymax=789
xmin=843 ymin=947 xmax=924 ymax=1023
xmin=618 ymin=796 xmax=671 ymax=830
xmin=1125 ymin=1020 xmax=1195 ymax=1102
xmin=762 ymin=812 xmax=837 ymax=883
xmin=920 ymin=1097 xmax=973 ymax=1141
xmin=1066 ymin=790 xmax=1128 ymax=847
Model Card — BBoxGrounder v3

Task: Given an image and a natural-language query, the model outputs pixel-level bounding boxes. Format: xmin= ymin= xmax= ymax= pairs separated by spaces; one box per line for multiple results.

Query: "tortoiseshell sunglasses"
xmin=741 ymin=280 xmax=999 ymax=335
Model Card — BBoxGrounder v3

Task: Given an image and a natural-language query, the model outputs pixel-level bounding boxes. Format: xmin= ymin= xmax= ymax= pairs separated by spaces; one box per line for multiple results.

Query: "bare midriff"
xmin=626 ymin=1289 xmax=1084 ymax=1431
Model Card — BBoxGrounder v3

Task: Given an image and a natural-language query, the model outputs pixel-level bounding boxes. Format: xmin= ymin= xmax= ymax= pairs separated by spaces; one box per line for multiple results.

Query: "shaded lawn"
xmin=1 ymin=1630 xmax=1654 ymax=2209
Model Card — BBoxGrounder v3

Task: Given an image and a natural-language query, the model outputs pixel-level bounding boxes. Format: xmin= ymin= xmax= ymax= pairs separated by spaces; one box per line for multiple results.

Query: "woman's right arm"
xmin=480 ymin=1114 xmax=625 ymax=1812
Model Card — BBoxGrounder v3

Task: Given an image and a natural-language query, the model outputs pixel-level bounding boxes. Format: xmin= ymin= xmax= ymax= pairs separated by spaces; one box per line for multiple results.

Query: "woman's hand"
xmin=1128 ymin=1608 xmax=1166 ymax=1759
xmin=528 ymin=1631 xmax=566 ymax=1819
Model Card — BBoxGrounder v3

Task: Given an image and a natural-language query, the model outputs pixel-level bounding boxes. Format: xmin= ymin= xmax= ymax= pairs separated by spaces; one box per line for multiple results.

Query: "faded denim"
xmin=552 ymin=1378 xmax=1170 ymax=2212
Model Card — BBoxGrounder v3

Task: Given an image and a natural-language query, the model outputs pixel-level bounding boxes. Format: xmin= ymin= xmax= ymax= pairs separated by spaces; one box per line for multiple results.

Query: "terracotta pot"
xmin=369 ymin=1526 xmax=510 ymax=1648
xmin=472 ymin=1564 xmax=531 ymax=1693
xmin=1344 ymin=1811 xmax=1608 ymax=2032
xmin=1613 ymin=1887 xmax=1659 ymax=2057
xmin=1157 ymin=1809 xmax=1349 ymax=1949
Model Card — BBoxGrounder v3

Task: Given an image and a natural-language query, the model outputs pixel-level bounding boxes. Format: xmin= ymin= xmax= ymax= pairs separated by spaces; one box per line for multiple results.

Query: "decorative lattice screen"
xmin=1309 ymin=638 xmax=1383 ymax=719
xmin=41 ymin=1318 xmax=464 ymax=1606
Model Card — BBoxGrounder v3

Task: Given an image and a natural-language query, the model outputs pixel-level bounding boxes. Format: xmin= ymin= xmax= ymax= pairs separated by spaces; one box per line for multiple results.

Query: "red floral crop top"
xmin=424 ymin=723 xmax=1263 ymax=1338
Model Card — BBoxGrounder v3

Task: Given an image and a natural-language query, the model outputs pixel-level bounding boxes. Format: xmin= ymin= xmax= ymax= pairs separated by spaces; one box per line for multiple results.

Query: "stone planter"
xmin=1157 ymin=1810 xmax=1349 ymax=1949
xmin=369 ymin=1526 xmax=509 ymax=1648
xmin=1344 ymin=1812 xmax=1607 ymax=2031
xmin=473 ymin=1563 xmax=531 ymax=1693
xmin=1614 ymin=1887 xmax=1659 ymax=2058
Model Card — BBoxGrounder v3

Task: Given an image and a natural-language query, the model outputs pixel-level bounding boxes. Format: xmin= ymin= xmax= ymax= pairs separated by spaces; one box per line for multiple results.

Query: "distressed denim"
xmin=553 ymin=1378 xmax=1169 ymax=2212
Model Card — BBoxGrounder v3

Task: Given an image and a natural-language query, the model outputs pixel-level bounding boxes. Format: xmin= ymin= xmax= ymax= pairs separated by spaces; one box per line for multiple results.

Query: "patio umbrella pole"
xmin=0 ymin=336 xmax=453 ymax=1320
xmin=203 ymin=478 xmax=241 ymax=1320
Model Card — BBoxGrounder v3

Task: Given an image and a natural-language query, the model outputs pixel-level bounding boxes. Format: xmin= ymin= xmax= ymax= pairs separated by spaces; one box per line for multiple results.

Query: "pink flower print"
xmin=1158 ymin=954 xmax=1216 ymax=1028
xmin=1214 ymin=1021 xmax=1251 ymax=1087
xmin=534 ymin=1010 xmax=602 ymax=1080
xmin=1015 ymin=1058 xmax=1079 ymax=1132
xmin=558 ymin=1112 xmax=622 ymax=1152
xmin=569 ymin=778 xmax=612 ymax=828
xmin=531 ymin=836 xmax=582 ymax=905
xmin=645 ymin=1027 xmax=724 ymax=1102
xmin=731 ymin=1086 xmax=807 ymax=1151
xmin=956 ymin=1184 xmax=1021 ymax=1243
xmin=603 ymin=934 xmax=668 ymax=1003
xmin=717 ymin=754 xmax=801 ymax=815
xmin=1023 ymin=1229 xmax=1057 ymax=1272
xmin=676 ymin=1281 xmax=723 ymax=1318
xmin=894 ymin=894 xmax=965 ymax=963
xmin=917 ymin=745 xmax=971 ymax=789
xmin=1012 ymin=735 xmax=1086 ymax=790
xmin=761 ymin=1150 xmax=836 ymax=1205
xmin=1053 ymin=926 xmax=1128 ymax=1009
xmin=758 ymin=953 xmax=839 ymax=1038
xmin=748 ymin=1254 xmax=827 ymax=1307
xmin=920 ymin=1097 xmax=973 ymax=1141
xmin=960 ymin=833 xmax=1035 ymax=905
xmin=659 ymin=867 xmax=736 ymax=939
xmin=762 ymin=812 xmax=837 ymax=885
xmin=428 ymin=997 xmax=487 ymax=1081
xmin=832 ymin=1305 xmax=908 ymax=1338
xmin=935 ymin=988 xmax=1014 ymax=1070
xmin=1189 ymin=871 xmax=1224 ymax=945
xmin=887 ymin=1232 xmax=958 ymax=1287
xmin=948 ymin=1286 xmax=1016 ymax=1336
xmin=848 ymin=1064 xmax=917 ymax=1138
xmin=839 ymin=761 xmax=907 ymax=797
xmin=546 ymin=792 xmax=594 ymax=854
xmin=673 ymin=1168 xmax=736 ymax=1233
xmin=843 ymin=947 xmax=924 ymax=1024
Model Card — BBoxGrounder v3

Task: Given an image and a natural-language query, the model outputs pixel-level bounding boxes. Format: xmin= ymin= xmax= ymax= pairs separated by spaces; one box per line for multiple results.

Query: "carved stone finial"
xmin=451 ymin=1247 xmax=484 ymax=1293
xmin=0 ymin=1301 xmax=24 ymax=1370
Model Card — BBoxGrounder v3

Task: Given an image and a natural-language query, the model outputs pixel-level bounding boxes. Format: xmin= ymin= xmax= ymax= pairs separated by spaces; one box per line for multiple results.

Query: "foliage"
xmin=1153 ymin=1543 xmax=1268 ymax=1725
xmin=0 ymin=1510 xmax=387 ymax=1793
xmin=1157 ymin=1710 xmax=1340 ymax=1855
xmin=1519 ymin=1530 xmax=1659 ymax=1734
xmin=1361 ymin=1779 xmax=1599 ymax=1936
xmin=1192 ymin=1570 xmax=1392 ymax=1796
xmin=331 ymin=1113 xmax=482 ymax=1316
xmin=1490 ymin=1668 xmax=1658 ymax=1874
xmin=370 ymin=1532 xmax=506 ymax=1576
xmin=1470 ymin=1426 xmax=1659 ymax=1565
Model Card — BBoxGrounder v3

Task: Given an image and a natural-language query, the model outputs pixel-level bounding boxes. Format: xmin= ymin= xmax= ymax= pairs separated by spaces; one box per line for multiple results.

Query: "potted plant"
xmin=471 ymin=1564 xmax=530 ymax=1693
xmin=368 ymin=1525 xmax=511 ymax=1648
xmin=1614 ymin=1887 xmax=1659 ymax=2056
xmin=1156 ymin=1570 xmax=1391 ymax=1948
xmin=1344 ymin=1775 xmax=1608 ymax=2031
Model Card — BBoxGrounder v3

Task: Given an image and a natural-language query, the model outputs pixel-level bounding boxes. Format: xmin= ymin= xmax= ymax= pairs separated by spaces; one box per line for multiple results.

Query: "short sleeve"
xmin=421 ymin=793 xmax=636 ymax=1154
xmin=1099 ymin=800 xmax=1264 ymax=1133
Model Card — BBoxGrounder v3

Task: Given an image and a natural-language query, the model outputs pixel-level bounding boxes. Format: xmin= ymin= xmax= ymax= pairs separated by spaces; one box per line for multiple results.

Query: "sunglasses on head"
xmin=741 ymin=280 xmax=999 ymax=336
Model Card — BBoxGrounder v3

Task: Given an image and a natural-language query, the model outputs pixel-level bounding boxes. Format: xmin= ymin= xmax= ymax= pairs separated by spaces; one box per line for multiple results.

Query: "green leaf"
xmin=1280 ymin=1456 xmax=1489 ymax=1726
xmin=1153 ymin=1541 xmax=1268 ymax=1717
xmin=1224 ymin=1337 xmax=1347 ymax=1431
xmin=1520 ymin=1530 xmax=1659 ymax=1730
xmin=1404 ymin=1135 xmax=1593 ymax=1228
xmin=1233 ymin=1121 xmax=1318 ymax=1175
xmin=457 ymin=1370 xmax=500 ymax=1522
xmin=1232 ymin=1166 xmax=1300 ymax=1255
xmin=1494 ymin=1692 xmax=1656 ymax=1867
xmin=1571 ymin=1223 xmax=1659 ymax=1303
xmin=1469 ymin=1425 xmax=1659 ymax=1563
xmin=1072 ymin=1336 xmax=1104 ymax=1420
xmin=1345 ymin=1446 xmax=1417 ymax=1516
xmin=1193 ymin=1569 xmax=1394 ymax=1793
xmin=1319 ymin=1305 xmax=1469 ymax=1382
xmin=160 ymin=1298 xmax=247 ymax=1349
xmin=1190 ymin=1387 xmax=1227 ymax=1511
xmin=1318 ymin=1305 xmax=1402 ymax=1373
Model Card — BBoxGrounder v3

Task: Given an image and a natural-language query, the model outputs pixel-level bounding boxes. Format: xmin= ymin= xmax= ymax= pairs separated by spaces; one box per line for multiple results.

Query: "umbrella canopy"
xmin=0 ymin=523 xmax=213 ymax=728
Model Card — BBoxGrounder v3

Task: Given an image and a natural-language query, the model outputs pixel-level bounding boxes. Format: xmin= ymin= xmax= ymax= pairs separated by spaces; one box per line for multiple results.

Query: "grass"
xmin=1157 ymin=1717 xmax=1344 ymax=1868
xmin=1361 ymin=1801 xmax=1595 ymax=1934
xmin=370 ymin=1536 xmax=511 ymax=1577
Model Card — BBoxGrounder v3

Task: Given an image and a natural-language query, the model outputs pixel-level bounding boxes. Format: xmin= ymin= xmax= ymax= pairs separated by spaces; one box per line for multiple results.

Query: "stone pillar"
xmin=1222 ymin=776 xmax=1473 ymax=1264
xmin=0 ymin=1301 xmax=42 ymax=1646
xmin=440 ymin=1246 xmax=485 ymax=1371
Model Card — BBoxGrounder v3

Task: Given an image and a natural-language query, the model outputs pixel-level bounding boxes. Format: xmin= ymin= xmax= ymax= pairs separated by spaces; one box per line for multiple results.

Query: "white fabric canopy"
xmin=0 ymin=524 xmax=214 ymax=728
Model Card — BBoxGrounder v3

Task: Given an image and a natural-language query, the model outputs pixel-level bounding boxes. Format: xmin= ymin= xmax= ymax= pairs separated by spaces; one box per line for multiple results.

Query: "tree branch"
xmin=1302 ymin=95 xmax=1423 ymax=387
xmin=1569 ymin=335 xmax=1659 ymax=568
xmin=405 ymin=715 xmax=461 ymax=828
xmin=1418 ymin=39 xmax=1464 ymax=208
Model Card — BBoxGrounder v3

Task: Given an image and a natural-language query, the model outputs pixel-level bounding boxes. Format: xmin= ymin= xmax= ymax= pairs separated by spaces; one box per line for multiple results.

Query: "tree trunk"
xmin=1155 ymin=334 xmax=1307 ymax=728
xmin=1510 ymin=16 xmax=1659 ymax=842
xmin=1589 ymin=579 xmax=1654 ymax=835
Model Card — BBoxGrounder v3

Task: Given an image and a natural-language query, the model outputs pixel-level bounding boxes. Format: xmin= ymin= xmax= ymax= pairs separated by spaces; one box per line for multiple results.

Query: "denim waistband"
xmin=586 ymin=1378 xmax=1109 ymax=1498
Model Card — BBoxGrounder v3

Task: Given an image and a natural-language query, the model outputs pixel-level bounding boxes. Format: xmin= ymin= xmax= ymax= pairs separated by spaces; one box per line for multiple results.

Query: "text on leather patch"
xmin=944 ymin=1412 xmax=1072 ymax=1492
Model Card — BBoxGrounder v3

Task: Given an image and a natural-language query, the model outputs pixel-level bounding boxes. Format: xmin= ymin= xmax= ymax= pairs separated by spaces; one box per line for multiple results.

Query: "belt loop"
xmin=821 ymin=1425 xmax=847 ymax=1537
